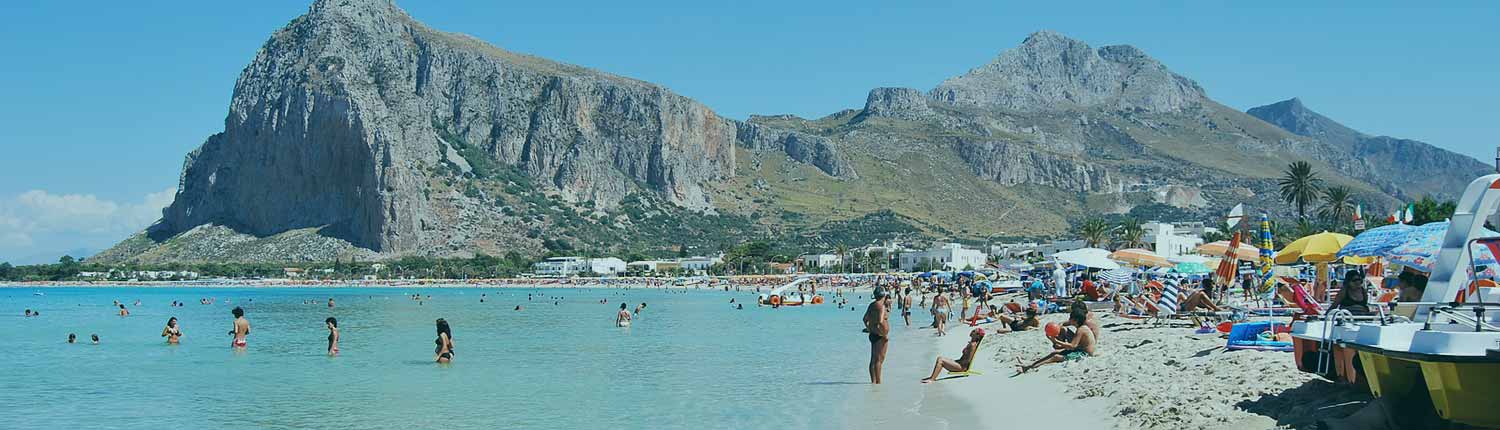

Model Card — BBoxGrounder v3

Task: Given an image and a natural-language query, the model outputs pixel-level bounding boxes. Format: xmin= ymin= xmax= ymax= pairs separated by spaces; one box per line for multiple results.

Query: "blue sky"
xmin=0 ymin=0 xmax=1496 ymax=264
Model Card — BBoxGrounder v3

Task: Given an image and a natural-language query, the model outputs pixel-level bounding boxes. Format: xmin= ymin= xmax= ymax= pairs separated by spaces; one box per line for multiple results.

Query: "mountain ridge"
xmin=92 ymin=1 xmax=1485 ymax=264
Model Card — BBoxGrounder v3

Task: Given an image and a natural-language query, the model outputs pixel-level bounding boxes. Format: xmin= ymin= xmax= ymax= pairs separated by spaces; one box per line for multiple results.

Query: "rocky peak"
xmin=1246 ymin=97 xmax=1361 ymax=144
xmin=930 ymin=30 xmax=1205 ymax=113
xmin=859 ymin=87 xmax=933 ymax=120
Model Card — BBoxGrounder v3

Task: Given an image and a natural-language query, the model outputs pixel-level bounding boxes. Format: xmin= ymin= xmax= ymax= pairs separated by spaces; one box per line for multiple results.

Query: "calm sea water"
xmin=1 ymin=286 xmax=974 ymax=429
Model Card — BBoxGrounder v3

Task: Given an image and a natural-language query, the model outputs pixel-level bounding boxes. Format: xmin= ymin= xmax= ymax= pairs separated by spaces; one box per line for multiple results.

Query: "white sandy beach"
xmin=923 ymin=301 xmax=1375 ymax=430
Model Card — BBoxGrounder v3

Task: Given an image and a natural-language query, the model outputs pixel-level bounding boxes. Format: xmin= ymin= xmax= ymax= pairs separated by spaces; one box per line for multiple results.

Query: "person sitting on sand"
xmin=616 ymin=303 xmax=632 ymax=327
xmin=922 ymin=328 xmax=985 ymax=383
xmin=1063 ymin=300 xmax=1102 ymax=343
xmin=162 ymin=317 xmax=182 ymax=344
xmin=1017 ymin=309 xmax=1095 ymax=374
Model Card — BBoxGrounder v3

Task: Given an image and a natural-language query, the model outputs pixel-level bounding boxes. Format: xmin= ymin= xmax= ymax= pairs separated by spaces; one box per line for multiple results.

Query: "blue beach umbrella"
xmin=1336 ymin=223 xmax=1416 ymax=258
xmin=1386 ymin=221 xmax=1500 ymax=274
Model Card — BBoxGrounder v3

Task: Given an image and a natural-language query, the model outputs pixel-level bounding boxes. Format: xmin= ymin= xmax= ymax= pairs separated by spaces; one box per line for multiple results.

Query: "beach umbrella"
xmin=1274 ymin=232 xmax=1355 ymax=265
xmin=1336 ymin=223 xmax=1417 ymax=259
xmin=1197 ymin=241 xmax=1259 ymax=259
xmin=1386 ymin=221 xmax=1500 ymax=274
xmin=1098 ymin=268 xmax=1137 ymax=285
xmin=1172 ymin=262 xmax=1211 ymax=274
xmin=1169 ymin=254 xmax=1210 ymax=264
xmin=1052 ymin=248 xmax=1121 ymax=270
xmin=1109 ymin=248 xmax=1171 ymax=268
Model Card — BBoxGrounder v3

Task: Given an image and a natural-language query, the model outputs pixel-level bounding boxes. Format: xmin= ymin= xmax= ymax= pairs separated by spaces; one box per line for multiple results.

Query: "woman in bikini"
xmin=228 ymin=307 xmax=249 ymax=349
xmin=161 ymin=317 xmax=182 ymax=344
xmin=922 ymin=328 xmax=985 ymax=383
xmin=434 ymin=318 xmax=454 ymax=363
xmin=326 ymin=317 xmax=340 ymax=356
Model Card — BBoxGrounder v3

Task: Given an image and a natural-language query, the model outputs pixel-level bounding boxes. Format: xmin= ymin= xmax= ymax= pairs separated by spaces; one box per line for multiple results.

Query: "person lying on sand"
xmin=922 ymin=328 xmax=985 ymax=383
xmin=994 ymin=307 xmax=1040 ymax=333
xmin=1016 ymin=308 xmax=1095 ymax=375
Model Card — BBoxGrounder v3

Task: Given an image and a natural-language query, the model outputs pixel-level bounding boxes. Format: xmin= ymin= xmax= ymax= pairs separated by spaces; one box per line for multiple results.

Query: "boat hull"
xmin=1419 ymin=360 xmax=1500 ymax=427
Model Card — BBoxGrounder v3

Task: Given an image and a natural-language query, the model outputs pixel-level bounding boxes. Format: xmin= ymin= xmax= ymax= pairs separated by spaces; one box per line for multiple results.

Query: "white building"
xmin=797 ymin=254 xmax=842 ymax=270
xmin=533 ymin=257 xmax=589 ymax=277
xmin=588 ymin=258 xmax=627 ymax=276
xmin=899 ymin=243 xmax=988 ymax=272
xmin=626 ymin=261 xmax=660 ymax=274
xmin=1144 ymin=222 xmax=1205 ymax=258
xmin=677 ymin=255 xmax=722 ymax=272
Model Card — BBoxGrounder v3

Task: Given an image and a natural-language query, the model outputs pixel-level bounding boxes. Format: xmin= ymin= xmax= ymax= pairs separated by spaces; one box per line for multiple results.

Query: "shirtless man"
xmin=922 ymin=328 xmax=985 ymax=383
xmin=901 ymin=288 xmax=914 ymax=326
xmin=863 ymin=289 xmax=892 ymax=384
xmin=1017 ymin=307 xmax=1095 ymax=374
xmin=228 ymin=306 xmax=250 ymax=349
xmin=616 ymin=303 xmax=632 ymax=327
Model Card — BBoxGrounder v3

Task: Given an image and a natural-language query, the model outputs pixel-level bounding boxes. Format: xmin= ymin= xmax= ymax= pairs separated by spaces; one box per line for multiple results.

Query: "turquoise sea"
xmin=1 ymin=286 xmax=977 ymax=429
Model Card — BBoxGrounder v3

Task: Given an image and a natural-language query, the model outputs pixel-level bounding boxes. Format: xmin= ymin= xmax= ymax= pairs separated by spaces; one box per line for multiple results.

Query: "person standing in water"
xmin=327 ymin=298 xmax=335 ymax=309
xmin=863 ymin=289 xmax=892 ymax=384
xmin=616 ymin=303 xmax=632 ymax=327
xmin=325 ymin=317 xmax=339 ymax=356
xmin=434 ymin=319 xmax=454 ymax=363
xmin=67 ymin=333 xmax=76 ymax=344
xmin=161 ymin=317 xmax=182 ymax=344
xmin=228 ymin=307 xmax=250 ymax=349
xmin=634 ymin=302 xmax=646 ymax=316
xmin=933 ymin=292 xmax=951 ymax=336
xmin=901 ymin=288 xmax=914 ymax=326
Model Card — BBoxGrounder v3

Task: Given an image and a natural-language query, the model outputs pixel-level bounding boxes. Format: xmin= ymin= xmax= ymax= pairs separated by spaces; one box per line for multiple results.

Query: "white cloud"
xmin=0 ymin=188 xmax=176 ymax=259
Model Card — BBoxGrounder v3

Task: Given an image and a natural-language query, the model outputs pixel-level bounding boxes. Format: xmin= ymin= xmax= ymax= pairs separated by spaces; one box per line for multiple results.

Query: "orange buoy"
xmin=811 ymin=295 xmax=824 ymax=305
xmin=769 ymin=295 xmax=781 ymax=306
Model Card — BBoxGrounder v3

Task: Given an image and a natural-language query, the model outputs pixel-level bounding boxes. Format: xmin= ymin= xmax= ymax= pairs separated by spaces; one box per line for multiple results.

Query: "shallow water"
xmin=1 ymin=286 xmax=973 ymax=429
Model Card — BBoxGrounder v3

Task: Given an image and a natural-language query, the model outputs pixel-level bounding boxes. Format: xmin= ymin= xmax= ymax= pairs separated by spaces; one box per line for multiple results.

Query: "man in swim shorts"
xmin=863 ymin=288 xmax=892 ymax=384
xmin=901 ymin=288 xmax=913 ymax=326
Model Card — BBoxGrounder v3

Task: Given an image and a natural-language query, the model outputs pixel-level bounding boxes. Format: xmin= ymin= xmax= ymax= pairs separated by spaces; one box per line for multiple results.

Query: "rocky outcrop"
xmin=156 ymin=0 xmax=843 ymax=254
xmin=734 ymin=122 xmax=856 ymax=179
xmin=955 ymin=139 xmax=1113 ymax=192
xmin=930 ymin=31 xmax=1206 ymax=113
xmin=1247 ymin=98 xmax=1490 ymax=199
xmin=859 ymin=87 xmax=934 ymax=120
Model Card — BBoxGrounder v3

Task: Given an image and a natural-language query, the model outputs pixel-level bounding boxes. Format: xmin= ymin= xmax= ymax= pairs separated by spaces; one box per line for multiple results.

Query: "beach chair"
xmin=1278 ymin=277 xmax=1325 ymax=318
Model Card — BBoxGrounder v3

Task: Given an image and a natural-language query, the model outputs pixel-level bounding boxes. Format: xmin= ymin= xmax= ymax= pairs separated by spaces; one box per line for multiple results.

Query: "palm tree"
xmin=1319 ymin=185 xmax=1356 ymax=230
xmin=1115 ymin=218 xmax=1146 ymax=249
xmin=1279 ymin=161 xmax=1323 ymax=220
xmin=1078 ymin=218 xmax=1111 ymax=248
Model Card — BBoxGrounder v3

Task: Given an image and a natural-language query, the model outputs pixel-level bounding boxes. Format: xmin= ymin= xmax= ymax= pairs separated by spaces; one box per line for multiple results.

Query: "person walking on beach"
xmin=933 ymin=292 xmax=951 ymax=336
xmin=434 ymin=318 xmax=454 ymax=363
xmin=616 ymin=303 xmax=632 ymax=327
xmin=901 ymin=288 xmax=914 ymax=326
xmin=162 ymin=317 xmax=182 ymax=344
xmin=326 ymin=317 xmax=340 ymax=356
xmin=921 ymin=328 xmax=985 ymax=383
xmin=228 ymin=307 xmax=250 ymax=349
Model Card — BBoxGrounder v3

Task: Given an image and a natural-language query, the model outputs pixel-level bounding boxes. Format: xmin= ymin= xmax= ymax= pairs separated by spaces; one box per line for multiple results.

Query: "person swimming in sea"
xmin=162 ymin=317 xmax=182 ymax=344
xmin=616 ymin=303 xmax=632 ymax=327
xmin=634 ymin=303 xmax=646 ymax=316
xmin=228 ymin=307 xmax=250 ymax=349
xmin=326 ymin=317 xmax=339 ymax=356
xmin=118 ymin=304 xmax=130 ymax=317
xmin=67 ymin=333 xmax=76 ymax=344
xmin=327 ymin=298 xmax=335 ymax=309
xmin=434 ymin=318 xmax=454 ymax=363
xmin=922 ymin=328 xmax=985 ymax=383
xmin=90 ymin=334 xmax=100 ymax=345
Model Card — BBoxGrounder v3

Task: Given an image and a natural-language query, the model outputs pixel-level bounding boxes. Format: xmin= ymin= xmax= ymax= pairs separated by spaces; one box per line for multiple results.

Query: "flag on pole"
xmin=1403 ymin=203 xmax=1415 ymax=224
xmin=1353 ymin=204 xmax=1366 ymax=230
xmin=1226 ymin=204 xmax=1245 ymax=230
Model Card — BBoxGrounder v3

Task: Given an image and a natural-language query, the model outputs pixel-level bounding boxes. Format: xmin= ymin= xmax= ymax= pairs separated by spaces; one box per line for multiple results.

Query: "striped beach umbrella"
xmin=1336 ymin=223 xmax=1416 ymax=259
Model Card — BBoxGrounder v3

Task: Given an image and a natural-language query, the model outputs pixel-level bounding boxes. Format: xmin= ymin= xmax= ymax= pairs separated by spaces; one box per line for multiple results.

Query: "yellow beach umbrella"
xmin=1274 ymin=232 xmax=1355 ymax=265
xmin=1110 ymin=248 xmax=1172 ymax=268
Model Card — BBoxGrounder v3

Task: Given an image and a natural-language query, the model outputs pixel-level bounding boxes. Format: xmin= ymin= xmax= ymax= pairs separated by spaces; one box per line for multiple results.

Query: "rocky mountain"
xmin=1247 ymin=98 xmax=1490 ymax=199
xmin=93 ymin=1 xmax=1487 ymax=264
